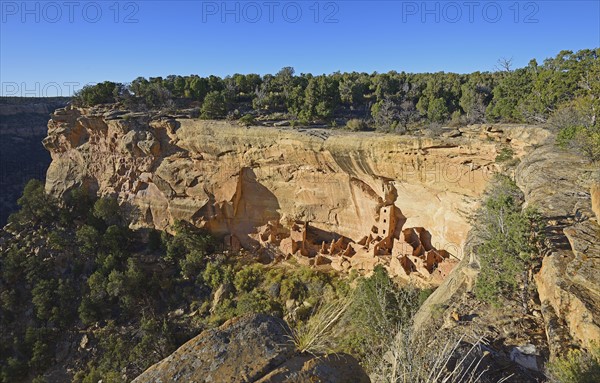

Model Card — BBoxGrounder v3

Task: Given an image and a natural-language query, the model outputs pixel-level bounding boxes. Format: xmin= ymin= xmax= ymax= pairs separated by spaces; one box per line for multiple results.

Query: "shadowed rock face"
xmin=131 ymin=313 xmax=370 ymax=383
xmin=0 ymin=97 xmax=69 ymax=224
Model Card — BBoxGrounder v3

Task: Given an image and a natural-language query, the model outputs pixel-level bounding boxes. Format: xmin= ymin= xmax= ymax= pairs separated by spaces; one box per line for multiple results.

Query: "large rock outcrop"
xmin=516 ymin=145 xmax=600 ymax=354
xmin=43 ymin=106 xmax=548 ymax=271
xmin=414 ymin=143 xmax=600 ymax=365
xmin=132 ymin=313 xmax=369 ymax=383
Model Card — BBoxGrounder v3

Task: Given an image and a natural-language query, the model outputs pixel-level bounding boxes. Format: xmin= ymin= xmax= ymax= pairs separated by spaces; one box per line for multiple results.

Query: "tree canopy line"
xmin=73 ymin=49 xmax=599 ymax=158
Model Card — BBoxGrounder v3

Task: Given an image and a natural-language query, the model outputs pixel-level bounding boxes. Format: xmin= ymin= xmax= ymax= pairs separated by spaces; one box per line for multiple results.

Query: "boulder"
xmin=256 ymin=353 xmax=370 ymax=383
xmin=132 ymin=314 xmax=296 ymax=383
xmin=509 ymin=344 xmax=541 ymax=372
xmin=132 ymin=314 xmax=370 ymax=383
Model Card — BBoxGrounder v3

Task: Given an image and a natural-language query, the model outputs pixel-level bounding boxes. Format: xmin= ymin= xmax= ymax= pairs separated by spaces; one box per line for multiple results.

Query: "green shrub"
xmin=29 ymin=340 xmax=51 ymax=371
xmin=65 ymin=187 xmax=96 ymax=219
xmin=73 ymin=81 xmax=119 ymax=107
xmin=180 ymin=250 xmax=206 ymax=280
xmin=449 ymin=110 xmax=463 ymax=126
xmin=474 ymin=176 xmax=543 ymax=305
xmin=76 ymin=225 xmax=100 ymax=255
xmin=48 ymin=229 xmax=68 ymax=250
xmin=342 ymin=266 xmax=420 ymax=353
xmin=93 ymin=197 xmax=120 ymax=226
xmin=547 ymin=346 xmax=600 ymax=383
xmin=1 ymin=357 xmax=27 ymax=382
xmin=552 ymin=99 xmax=600 ymax=162
xmin=78 ymin=297 xmax=101 ymax=326
xmin=278 ymin=267 xmax=332 ymax=302
xmin=106 ymin=270 xmax=126 ymax=298
xmin=556 ymin=124 xmax=579 ymax=147
xmin=164 ymin=221 xmax=215 ymax=261
xmin=201 ymin=91 xmax=227 ymax=119
xmin=264 ymin=268 xmax=286 ymax=285
xmin=129 ymin=317 xmax=175 ymax=364
xmin=281 ymin=276 xmax=308 ymax=301
xmin=31 ymin=279 xmax=57 ymax=321
xmin=234 ymin=264 xmax=263 ymax=293
xmin=76 ymin=368 xmax=102 ymax=383
xmin=209 ymin=298 xmax=236 ymax=324
xmin=203 ymin=261 xmax=234 ymax=289
xmin=238 ymin=114 xmax=256 ymax=126
xmin=9 ymin=180 xmax=57 ymax=225
xmin=102 ymin=225 xmax=129 ymax=253
xmin=556 ymin=124 xmax=600 ymax=162
xmin=345 ymin=118 xmax=369 ymax=131
xmin=236 ymin=290 xmax=279 ymax=316
xmin=495 ymin=147 xmax=515 ymax=162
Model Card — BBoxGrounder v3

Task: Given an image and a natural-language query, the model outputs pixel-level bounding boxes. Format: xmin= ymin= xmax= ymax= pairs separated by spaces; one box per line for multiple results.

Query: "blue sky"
xmin=1 ymin=0 xmax=599 ymax=96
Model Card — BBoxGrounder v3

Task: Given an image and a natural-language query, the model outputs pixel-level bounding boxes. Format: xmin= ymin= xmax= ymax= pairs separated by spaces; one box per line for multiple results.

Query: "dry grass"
xmin=286 ymin=268 xmax=516 ymax=382
xmin=370 ymin=327 xmax=513 ymax=383
xmin=287 ymin=296 xmax=351 ymax=355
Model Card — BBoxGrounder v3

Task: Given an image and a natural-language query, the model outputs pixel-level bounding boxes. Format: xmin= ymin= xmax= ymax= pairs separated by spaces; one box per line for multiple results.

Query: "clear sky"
xmin=1 ymin=0 xmax=599 ymax=96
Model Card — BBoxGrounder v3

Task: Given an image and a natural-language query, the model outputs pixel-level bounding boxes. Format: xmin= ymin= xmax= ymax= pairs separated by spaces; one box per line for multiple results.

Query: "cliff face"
xmin=37 ymin=105 xmax=600 ymax=373
xmin=44 ymin=106 xmax=549 ymax=261
xmin=516 ymin=146 xmax=600 ymax=354
xmin=413 ymin=138 xmax=600 ymax=366
xmin=0 ymin=97 xmax=69 ymax=224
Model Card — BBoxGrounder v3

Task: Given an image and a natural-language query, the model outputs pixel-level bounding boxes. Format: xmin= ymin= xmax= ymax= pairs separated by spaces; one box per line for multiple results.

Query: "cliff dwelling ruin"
xmin=226 ymin=203 xmax=458 ymax=285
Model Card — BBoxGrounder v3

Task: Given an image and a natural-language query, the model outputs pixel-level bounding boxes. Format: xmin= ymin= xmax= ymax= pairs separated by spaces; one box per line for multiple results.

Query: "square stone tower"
xmin=377 ymin=204 xmax=398 ymax=239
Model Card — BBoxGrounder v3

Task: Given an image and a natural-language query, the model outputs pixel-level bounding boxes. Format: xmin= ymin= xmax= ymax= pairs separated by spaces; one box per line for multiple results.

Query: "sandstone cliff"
xmin=413 ymin=136 xmax=600 ymax=370
xmin=517 ymin=145 xmax=600 ymax=355
xmin=43 ymin=106 xmax=548 ymax=270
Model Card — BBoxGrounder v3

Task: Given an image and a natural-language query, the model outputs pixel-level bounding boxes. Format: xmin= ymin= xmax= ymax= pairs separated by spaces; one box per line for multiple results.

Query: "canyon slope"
xmin=40 ymin=105 xmax=600 ymax=377
xmin=413 ymin=133 xmax=600 ymax=368
xmin=0 ymin=97 xmax=69 ymax=224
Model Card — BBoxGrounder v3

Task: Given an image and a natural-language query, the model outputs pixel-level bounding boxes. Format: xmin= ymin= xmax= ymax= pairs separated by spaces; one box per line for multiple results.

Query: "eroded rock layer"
xmin=43 ymin=106 xmax=548 ymax=280
xmin=414 ymin=143 xmax=600 ymax=363
xmin=517 ymin=145 xmax=600 ymax=354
